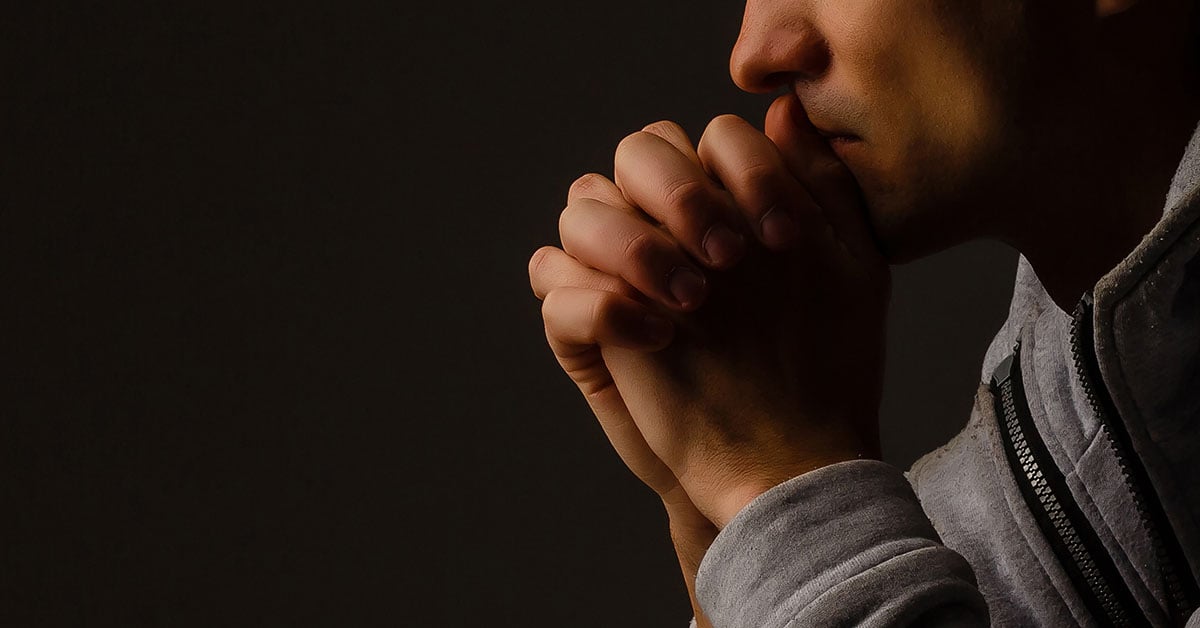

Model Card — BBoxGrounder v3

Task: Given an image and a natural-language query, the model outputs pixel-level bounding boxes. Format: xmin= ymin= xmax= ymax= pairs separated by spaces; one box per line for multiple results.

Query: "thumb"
xmin=764 ymin=93 xmax=879 ymax=261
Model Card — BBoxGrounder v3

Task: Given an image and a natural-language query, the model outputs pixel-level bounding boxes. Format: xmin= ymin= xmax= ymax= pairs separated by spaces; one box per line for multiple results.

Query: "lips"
xmin=800 ymin=110 xmax=860 ymax=158
xmin=806 ymin=115 xmax=859 ymax=141
xmin=813 ymin=127 xmax=858 ymax=141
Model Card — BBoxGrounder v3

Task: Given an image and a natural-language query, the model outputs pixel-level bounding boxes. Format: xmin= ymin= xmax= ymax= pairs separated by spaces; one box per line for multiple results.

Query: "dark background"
xmin=3 ymin=2 xmax=1017 ymax=626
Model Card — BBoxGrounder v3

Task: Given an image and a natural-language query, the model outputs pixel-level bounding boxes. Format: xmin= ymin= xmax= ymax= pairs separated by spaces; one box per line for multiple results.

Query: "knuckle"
xmin=641 ymin=119 xmax=683 ymax=138
xmin=542 ymin=288 xmax=586 ymax=331
xmin=683 ymin=149 xmax=774 ymax=221
xmin=615 ymin=130 xmax=650 ymax=161
xmin=661 ymin=177 xmax=711 ymax=214
xmin=589 ymin=291 xmax=616 ymax=326
xmin=568 ymin=172 xmax=608 ymax=201
xmin=528 ymin=245 xmax=558 ymax=287
xmin=590 ymin=270 xmax=640 ymax=301
xmin=736 ymin=161 xmax=781 ymax=215
xmin=738 ymin=160 xmax=777 ymax=189
xmin=540 ymin=289 xmax=560 ymax=323
xmin=621 ymin=230 xmax=659 ymax=267
xmin=705 ymin=113 xmax=746 ymax=136
xmin=557 ymin=202 xmax=581 ymax=241
xmin=608 ymin=280 xmax=641 ymax=302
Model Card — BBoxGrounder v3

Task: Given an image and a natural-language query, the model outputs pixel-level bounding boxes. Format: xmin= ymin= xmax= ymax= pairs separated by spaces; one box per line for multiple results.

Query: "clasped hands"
xmin=528 ymin=93 xmax=891 ymax=531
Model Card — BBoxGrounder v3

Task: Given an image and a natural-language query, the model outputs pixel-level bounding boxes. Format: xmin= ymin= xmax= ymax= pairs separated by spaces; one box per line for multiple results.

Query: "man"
xmin=528 ymin=0 xmax=1200 ymax=625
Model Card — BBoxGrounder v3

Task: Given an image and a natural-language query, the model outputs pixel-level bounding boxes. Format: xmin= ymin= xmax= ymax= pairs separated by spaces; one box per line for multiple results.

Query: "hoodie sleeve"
xmin=694 ymin=459 xmax=989 ymax=627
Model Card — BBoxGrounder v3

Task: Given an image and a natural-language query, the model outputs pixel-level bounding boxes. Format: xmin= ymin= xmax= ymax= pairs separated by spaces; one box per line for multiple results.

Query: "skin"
xmin=729 ymin=0 xmax=1020 ymax=263
xmin=731 ymin=0 xmax=1200 ymax=303
xmin=529 ymin=0 xmax=1200 ymax=624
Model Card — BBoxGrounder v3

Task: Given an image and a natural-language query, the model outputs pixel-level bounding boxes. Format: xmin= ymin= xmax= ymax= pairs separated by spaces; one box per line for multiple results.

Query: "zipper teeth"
xmin=997 ymin=369 xmax=1131 ymax=626
xmin=1069 ymin=299 xmax=1191 ymax=619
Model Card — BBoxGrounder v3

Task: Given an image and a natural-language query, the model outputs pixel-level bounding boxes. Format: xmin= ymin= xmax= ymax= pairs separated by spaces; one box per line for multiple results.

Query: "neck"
xmin=1014 ymin=114 xmax=1196 ymax=312
xmin=1001 ymin=48 xmax=1200 ymax=312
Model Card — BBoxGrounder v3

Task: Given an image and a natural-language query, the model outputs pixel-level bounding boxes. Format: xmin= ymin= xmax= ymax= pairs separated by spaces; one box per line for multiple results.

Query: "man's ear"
xmin=1096 ymin=0 xmax=1137 ymax=18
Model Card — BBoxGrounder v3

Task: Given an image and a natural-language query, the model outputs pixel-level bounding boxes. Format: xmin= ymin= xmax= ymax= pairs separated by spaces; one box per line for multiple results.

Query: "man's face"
xmin=731 ymin=0 xmax=1040 ymax=262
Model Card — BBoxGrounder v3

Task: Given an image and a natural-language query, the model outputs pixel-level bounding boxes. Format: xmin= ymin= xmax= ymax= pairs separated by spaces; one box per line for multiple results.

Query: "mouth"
xmin=804 ymin=114 xmax=862 ymax=154
xmin=821 ymin=133 xmax=860 ymax=147
xmin=814 ymin=128 xmax=862 ymax=160
xmin=810 ymin=125 xmax=859 ymax=143
xmin=813 ymin=128 xmax=861 ymax=158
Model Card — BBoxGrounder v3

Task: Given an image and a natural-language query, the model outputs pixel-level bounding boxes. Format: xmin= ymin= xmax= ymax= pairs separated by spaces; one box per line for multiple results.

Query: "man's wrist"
xmin=662 ymin=498 xmax=719 ymax=628
xmin=710 ymin=449 xmax=879 ymax=529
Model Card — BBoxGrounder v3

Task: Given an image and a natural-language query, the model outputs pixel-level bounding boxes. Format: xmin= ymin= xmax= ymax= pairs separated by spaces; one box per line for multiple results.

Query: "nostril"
xmin=763 ymin=71 xmax=804 ymax=94
xmin=729 ymin=23 xmax=831 ymax=94
xmin=794 ymin=35 xmax=832 ymax=79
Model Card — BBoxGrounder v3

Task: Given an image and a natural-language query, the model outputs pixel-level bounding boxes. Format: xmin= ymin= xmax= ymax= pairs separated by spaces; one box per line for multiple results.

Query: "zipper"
xmin=1070 ymin=292 xmax=1200 ymax=626
xmin=992 ymin=339 xmax=1144 ymax=627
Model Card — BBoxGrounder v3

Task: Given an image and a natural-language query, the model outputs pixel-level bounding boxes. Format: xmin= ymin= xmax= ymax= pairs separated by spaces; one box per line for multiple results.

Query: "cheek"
xmin=819 ymin=2 xmax=927 ymax=148
xmin=827 ymin=1 xmax=999 ymax=133
xmin=815 ymin=1 xmax=1013 ymax=260
xmin=833 ymin=3 xmax=999 ymax=187
xmin=820 ymin=1 xmax=908 ymax=89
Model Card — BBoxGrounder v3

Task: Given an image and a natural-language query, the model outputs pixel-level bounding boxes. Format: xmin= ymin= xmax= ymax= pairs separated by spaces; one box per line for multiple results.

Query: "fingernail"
xmin=702 ymin=223 xmax=745 ymax=267
xmin=667 ymin=267 xmax=706 ymax=309
xmin=760 ymin=207 xmax=799 ymax=249
xmin=642 ymin=313 xmax=674 ymax=344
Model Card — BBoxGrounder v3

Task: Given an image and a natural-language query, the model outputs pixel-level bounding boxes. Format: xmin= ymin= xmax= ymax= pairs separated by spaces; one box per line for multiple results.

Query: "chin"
xmin=846 ymin=137 xmax=997 ymax=266
xmin=858 ymin=181 xmax=973 ymax=265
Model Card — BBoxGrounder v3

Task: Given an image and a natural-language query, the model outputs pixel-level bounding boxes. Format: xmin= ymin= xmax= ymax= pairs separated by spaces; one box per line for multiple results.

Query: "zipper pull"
xmin=991 ymin=338 xmax=1022 ymax=388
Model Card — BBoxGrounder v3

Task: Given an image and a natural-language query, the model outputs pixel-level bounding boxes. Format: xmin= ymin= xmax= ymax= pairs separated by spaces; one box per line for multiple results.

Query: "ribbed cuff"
xmin=695 ymin=459 xmax=986 ymax=627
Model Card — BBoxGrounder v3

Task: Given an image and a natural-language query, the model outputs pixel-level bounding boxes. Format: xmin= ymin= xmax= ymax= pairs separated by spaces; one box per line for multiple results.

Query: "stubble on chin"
xmin=853 ymin=160 xmax=989 ymax=265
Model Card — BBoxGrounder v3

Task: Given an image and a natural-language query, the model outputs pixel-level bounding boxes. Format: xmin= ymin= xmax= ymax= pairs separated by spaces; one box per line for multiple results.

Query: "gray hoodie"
xmin=686 ymin=121 xmax=1200 ymax=627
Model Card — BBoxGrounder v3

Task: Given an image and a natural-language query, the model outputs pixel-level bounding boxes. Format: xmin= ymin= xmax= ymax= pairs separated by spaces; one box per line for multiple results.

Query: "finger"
xmin=559 ymin=197 xmax=710 ymax=311
xmin=542 ymin=286 xmax=674 ymax=354
xmin=613 ymin=131 xmax=748 ymax=270
xmin=640 ymin=120 xmax=703 ymax=171
xmin=538 ymin=290 xmax=683 ymax=499
xmin=764 ymin=93 xmax=877 ymax=260
xmin=567 ymin=172 xmax=640 ymax=215
xmin=569 ymin=172 xmax=684 ymax=247
xmin=581 ymin=363 xmax=685 ymax=499
xmin=697 ymin=114 xmax=827 ymax=252
xmin=555 ymin=341 xmax=684 ymax=498
xmin=527 ymin=244 xmax=640 ymax=303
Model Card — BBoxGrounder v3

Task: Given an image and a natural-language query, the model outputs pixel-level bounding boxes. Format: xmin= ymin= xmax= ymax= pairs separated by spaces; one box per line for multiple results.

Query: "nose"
xmin=729 ymin=2 xmax=830 ymax=94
